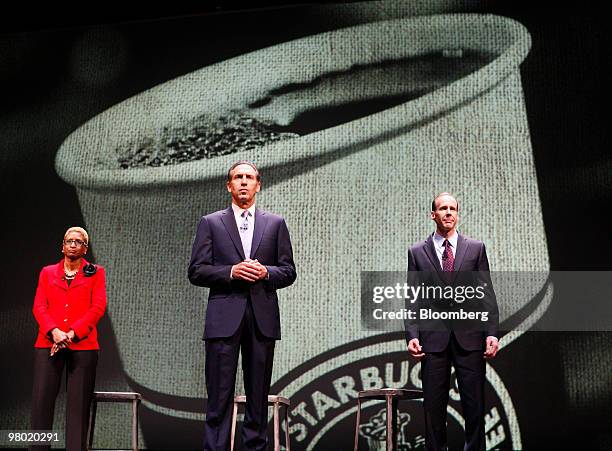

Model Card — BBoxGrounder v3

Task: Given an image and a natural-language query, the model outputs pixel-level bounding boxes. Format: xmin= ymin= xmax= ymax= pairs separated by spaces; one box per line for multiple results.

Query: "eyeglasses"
xmin=64 ymin=239 xmax=87 ymax=247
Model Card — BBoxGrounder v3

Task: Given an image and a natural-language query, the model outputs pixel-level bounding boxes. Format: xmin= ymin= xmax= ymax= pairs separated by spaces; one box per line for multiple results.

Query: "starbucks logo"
xmin=272 ymin=334 xmax=521 ymax=450
xmin=359 ymin=408 xmax=419 ymax=450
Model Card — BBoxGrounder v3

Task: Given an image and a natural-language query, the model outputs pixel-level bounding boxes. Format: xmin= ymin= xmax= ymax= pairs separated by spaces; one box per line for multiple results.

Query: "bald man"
xmin=406 ymin=193 xmax=499 ymax=451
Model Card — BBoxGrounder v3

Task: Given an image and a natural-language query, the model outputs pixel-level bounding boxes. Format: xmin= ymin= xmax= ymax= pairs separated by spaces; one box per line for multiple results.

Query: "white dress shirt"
xmin=232 ymin=203 xmax=256 ymax=259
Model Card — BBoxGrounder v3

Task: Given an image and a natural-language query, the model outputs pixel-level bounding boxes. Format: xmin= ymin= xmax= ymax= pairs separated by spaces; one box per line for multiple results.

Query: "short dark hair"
xmin=227 ymin=160 xmax=261 ymax=182
xmin=431 ymin=192 xmax=459 ymax=211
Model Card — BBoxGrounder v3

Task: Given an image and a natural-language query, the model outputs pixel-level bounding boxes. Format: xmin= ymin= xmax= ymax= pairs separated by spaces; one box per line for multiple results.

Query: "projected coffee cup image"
xmin=55 ymin=14 xmax=550 ymax=423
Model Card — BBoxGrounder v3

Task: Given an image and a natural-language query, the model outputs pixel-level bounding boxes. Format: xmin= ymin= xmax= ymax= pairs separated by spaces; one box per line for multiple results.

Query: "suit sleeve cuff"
xmin=71 ymin=323 xmax=90 ymax=340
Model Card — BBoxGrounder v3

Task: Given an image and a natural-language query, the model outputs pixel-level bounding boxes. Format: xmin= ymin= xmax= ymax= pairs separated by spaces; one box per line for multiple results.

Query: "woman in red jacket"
xmin=31 ymin=227 xmax=106 ymax=451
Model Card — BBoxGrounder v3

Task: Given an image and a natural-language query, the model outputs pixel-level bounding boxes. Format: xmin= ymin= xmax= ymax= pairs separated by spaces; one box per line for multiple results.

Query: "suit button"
xmin=65 ymin=304 xmax=68 ymax=307
xmin=64 ymin=318 xmax=68 ymax=322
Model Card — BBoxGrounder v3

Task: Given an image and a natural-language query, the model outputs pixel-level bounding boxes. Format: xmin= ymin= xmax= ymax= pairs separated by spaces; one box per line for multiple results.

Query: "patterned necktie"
xmin=239 ymin=210 xmax=250 ymax=233
xmin=442 ymin=239 xmax=455 ymax=272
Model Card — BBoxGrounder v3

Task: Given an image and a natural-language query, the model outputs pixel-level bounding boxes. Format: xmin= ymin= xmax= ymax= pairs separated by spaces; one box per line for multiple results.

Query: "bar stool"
xmin=87 ymin=391 xmax=142 ymax=451
xmin=230 ymin=395 xmax=291 ymax=451
xmin=353 ymin=388 xmax=423 ymax=451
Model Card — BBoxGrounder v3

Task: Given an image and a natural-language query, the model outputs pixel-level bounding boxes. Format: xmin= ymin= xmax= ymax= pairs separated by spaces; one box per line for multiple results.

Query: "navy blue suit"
xmin=189 ymin=206 xmax=296 ymax=451
xmin=406 ymin=234 xmax=498 ymax=451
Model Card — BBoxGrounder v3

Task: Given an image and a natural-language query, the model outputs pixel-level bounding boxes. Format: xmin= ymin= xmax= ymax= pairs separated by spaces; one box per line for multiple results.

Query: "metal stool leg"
xmin=87 ymin=392 xmax=143 ymax=451
xmin=131 ymin=398 xmax=139 ymax=451
xmin=353 ymin=389 xmax=424 ymax=451
xmin=284 ymin=404 xmax=291 ymax=451
xmin=385 ymin=395 xmax=393 ymax=451
xmin=391 ymin=397 xmax=398 ymax=451
xmin=230 ymin=399 xmax=239 ymax=451
xmin=273 ymin=401 xmax=281 ymax=451
xmin=353 ymin=398 xmax=361 ymax=451
xmin=87 ymin=398 xmax=97 ymax=451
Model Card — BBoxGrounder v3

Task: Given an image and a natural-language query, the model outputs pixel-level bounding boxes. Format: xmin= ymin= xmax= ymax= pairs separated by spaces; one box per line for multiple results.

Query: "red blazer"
xmin=33 ymin=259 xmax=107 ymax=350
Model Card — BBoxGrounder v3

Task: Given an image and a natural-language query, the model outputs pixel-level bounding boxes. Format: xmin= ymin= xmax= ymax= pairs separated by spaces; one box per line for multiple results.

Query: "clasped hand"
xmin=231 ymin=259 xmax=268 ymax=282
xmin=50 ymin=328 xmax=75 ymax=356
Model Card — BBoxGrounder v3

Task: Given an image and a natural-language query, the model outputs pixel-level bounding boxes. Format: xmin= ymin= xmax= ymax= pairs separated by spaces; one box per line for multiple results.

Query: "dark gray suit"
xmin=189 ymin=206 xmax=296 ymax=451
xmin=406 ymin=233 xmax=498 ymax=451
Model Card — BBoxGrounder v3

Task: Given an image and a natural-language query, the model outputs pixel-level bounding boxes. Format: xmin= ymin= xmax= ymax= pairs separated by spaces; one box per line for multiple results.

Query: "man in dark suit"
xmin=188 ymin=161 xmax=296 ymax=451
xmin=406 ymin=193 xmax=499 ymax=451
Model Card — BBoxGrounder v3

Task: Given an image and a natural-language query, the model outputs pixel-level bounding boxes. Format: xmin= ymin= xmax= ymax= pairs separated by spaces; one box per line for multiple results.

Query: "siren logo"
xmin=359 ymin=408 xmax=423 ymax=450
xmin=272 ymin=336 xmax=521 ymax=450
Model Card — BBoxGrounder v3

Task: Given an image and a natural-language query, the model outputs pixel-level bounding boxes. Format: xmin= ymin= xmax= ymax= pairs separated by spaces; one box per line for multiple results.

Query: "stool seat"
xmin=87 ymin=391 xmax=141 ymax=451
xmin=358 ymin=388 xmax=423 ymax=400
xmin=231 ymin=394 xmax=291 ymax=451
xmin=93 ymin=391 xmax=142 ymax=401
xmin=234 ymin=394 xmax=290 ymax=405
xmin=354 ymin=388 xmax=423 ymax=451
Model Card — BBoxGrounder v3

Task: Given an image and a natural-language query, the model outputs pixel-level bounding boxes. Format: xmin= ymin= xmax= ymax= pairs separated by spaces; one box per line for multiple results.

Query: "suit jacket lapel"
xmin=423 ymin=235 xmax=443 ymax=273
xmin=52 ymin=261 xmax=68 ymax=290
xmin=250 ymin=208 xmax=268 ymax=259
xmin=453 ymin=234 xmax=468 ymax=272
xmin=449 ymin=234 xmax=468 ymax=284
xmin=69 ymin=267 xmax=88 ymax=289
xmin=220 ymin=207 xmax=246 ymax=260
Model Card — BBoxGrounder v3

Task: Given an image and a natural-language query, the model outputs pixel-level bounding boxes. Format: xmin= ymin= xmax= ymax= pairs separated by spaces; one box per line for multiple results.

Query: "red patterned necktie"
xmin=442 ymin=239 xmax=455 ymax=272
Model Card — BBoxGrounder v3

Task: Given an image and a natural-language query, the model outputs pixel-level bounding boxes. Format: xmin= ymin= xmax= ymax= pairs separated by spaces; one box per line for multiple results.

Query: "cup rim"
xmin=55 ymin=13 xmax=531 ymax=191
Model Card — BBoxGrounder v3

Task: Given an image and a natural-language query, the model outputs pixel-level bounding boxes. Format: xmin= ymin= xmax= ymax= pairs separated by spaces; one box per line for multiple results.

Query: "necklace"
xmin=64 ymin=267 xmax=79 ymax=279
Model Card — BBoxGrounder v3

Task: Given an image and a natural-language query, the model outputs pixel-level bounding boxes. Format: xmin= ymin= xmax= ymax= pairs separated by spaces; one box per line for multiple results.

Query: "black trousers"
xmin=30 ymin=348 xmax=98 ymax=451
xmin=421 ymin=333 xmax=485 ymax=451
xmin=203 ymin=299 xmax=276 ymax=451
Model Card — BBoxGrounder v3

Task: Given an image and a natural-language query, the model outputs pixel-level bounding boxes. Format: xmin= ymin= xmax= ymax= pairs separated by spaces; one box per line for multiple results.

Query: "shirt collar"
xmin=231 ymin=202 xmax=256 ymax=217
xmin=433 ymin=230 xmax=458 ymax=249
